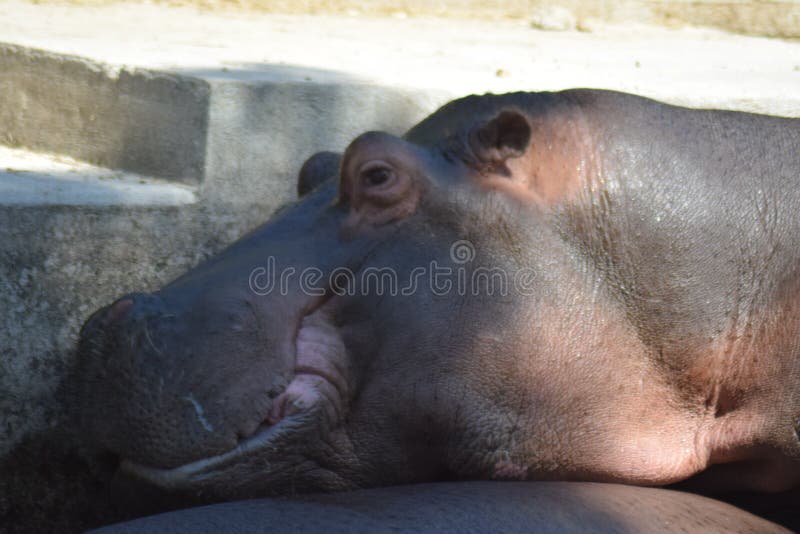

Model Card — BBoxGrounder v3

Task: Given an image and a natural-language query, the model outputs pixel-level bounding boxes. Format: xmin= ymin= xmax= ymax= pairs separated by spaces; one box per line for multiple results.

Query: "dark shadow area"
xmin=0 ymin=427 xmax=122 ymax=534
xmin=669 ymin=477 xmax=800 ymax=532
xmin=718 ymin=489 xmax=800 ymax=532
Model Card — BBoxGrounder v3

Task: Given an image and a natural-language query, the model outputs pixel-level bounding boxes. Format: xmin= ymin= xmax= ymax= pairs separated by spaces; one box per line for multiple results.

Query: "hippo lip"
xmin=120 ymin=409 xmax=320 ymax=490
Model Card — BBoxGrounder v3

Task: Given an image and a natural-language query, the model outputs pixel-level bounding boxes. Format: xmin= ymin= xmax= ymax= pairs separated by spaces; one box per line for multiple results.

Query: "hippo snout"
xmin=75 ymin=290 xmax=296 ymax=471
xmin=102 ymin=293 xmax=161 ymax=326
xmin=96 ymin=295 xmax=135 ymax=325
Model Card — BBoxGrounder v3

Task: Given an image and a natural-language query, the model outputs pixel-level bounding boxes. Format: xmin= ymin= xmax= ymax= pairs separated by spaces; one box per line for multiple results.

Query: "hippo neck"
xmin=546 ymin=110 xmax=800 ymax=491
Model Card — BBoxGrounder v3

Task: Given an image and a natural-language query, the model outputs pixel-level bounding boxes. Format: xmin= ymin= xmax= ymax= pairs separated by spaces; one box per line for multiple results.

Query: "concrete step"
xmin=0 ymin=145 xmax=196 ymax=206
xmin=0 ymin=41 xmax=441 ymax=206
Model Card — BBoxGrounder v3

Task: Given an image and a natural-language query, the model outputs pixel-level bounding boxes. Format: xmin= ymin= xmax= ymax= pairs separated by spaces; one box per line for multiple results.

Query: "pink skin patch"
xmin=493 ymin=460 xmax=530 ymax=481
xmin=267 ymin=310 xmax=348 ymax=427
xmin=106 ymin=298 xmax=134 ymax=324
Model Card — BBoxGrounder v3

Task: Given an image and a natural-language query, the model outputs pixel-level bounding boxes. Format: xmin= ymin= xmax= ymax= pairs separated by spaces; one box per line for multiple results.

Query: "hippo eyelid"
xmin=359 ymin=161 xmax=396 ymax=188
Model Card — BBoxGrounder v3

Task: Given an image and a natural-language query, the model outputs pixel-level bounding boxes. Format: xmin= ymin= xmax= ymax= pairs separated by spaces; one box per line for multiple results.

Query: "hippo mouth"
xmin=120 ymin=409 xmax=318 ymax=490
xmin=270 ymin=301 xmax=348 ymax=427
xmin=120 ymin=299 xmax=349 ymax=490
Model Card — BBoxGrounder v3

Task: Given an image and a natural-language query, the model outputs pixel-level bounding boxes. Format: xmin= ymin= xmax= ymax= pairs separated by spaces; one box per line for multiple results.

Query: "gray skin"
xmin=75 ymin=90 xmax=800 ymax=506
xmin=90 ymin=482 xmax=789 ymax=533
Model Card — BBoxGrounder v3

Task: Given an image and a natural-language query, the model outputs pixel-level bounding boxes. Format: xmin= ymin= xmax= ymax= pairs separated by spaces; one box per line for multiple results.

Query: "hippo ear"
xmin=298 ymin=151 xmax=342 ymax=197
xmin=468 ymin=110 xmax=531 ymax=174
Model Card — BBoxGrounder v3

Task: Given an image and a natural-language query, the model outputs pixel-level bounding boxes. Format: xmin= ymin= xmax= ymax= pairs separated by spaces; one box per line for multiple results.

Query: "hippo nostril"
xmin=106 ymin=298 xmax=135 ymax=324
xmin=80 ymin=295 xmax=139 ymax=337
xmin=102 ymin=292 xmax=168 ymax=324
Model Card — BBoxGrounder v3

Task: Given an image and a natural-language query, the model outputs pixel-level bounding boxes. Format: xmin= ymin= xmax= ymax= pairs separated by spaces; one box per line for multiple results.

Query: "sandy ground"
xmin=1 ymin=0 xmax=799 ymax=116
xmin=16 ymin=0 xmax=800 ymax=38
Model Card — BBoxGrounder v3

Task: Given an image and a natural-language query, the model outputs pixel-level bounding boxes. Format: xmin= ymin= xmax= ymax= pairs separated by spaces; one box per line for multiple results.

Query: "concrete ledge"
xmin=0 ymin=146 xmax=196 ymax=206
xmin=0 ymin=44 xmax=210 ymax=184
xmin=0 ymin=40 xmax=445 ymax=200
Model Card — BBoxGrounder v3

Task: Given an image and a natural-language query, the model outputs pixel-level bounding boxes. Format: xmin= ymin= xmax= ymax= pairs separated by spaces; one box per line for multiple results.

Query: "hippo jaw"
xmin=119 ymin=407 xmax=326 ymax=493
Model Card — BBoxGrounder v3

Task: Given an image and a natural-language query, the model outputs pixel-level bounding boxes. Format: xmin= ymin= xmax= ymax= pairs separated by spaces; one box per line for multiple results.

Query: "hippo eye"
xmin=361 ymin=164 xmax=395 ymax=188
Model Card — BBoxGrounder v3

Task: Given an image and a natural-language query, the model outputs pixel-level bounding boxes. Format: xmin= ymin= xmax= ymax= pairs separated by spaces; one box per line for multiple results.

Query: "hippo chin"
xmin=75 ymin=89 xmax=800 ymax=502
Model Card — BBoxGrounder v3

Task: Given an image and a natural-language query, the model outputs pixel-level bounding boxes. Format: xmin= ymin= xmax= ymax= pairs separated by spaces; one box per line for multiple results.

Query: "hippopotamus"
xmin=75 ymin=89 xmax=800 ymax=517
xmin=91 ymin=482 xmax=789 ymax=533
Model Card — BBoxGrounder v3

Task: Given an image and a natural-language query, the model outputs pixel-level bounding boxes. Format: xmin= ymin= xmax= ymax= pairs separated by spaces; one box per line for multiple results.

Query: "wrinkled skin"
xmin=75 ymin=90 xmax=800 ymax=505
xmin=91 ymin=482 xmax=789 ymax=533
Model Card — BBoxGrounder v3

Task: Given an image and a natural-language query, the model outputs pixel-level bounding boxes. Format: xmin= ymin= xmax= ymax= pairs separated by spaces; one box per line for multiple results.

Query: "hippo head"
xmin=75 ymin=107 xmax=662 ymax=500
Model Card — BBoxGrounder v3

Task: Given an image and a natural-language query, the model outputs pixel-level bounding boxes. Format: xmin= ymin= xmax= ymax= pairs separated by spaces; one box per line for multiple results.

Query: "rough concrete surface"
xmin=0 ymin=1 xmax=799 ymax=532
